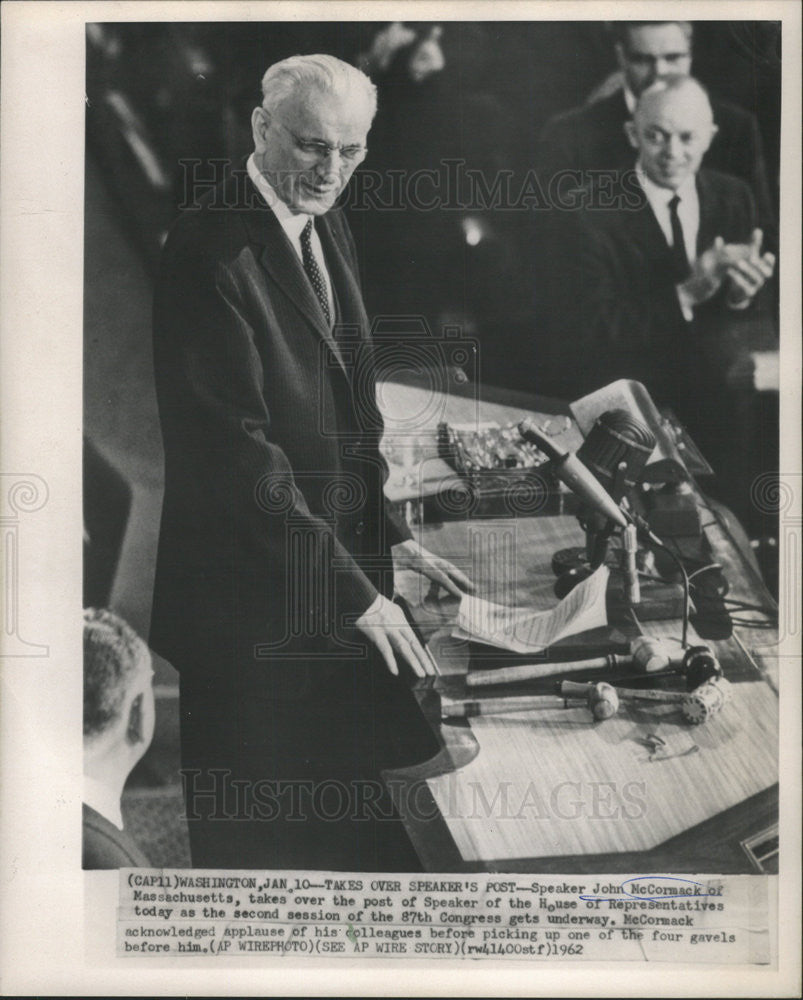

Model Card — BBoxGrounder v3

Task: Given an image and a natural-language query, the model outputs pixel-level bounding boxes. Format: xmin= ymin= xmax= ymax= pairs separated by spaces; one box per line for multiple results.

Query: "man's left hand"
xmin=393 ymin=539 xmax=475 ymax=598
xmin=725 ymin=228 xmax=776 ymax=309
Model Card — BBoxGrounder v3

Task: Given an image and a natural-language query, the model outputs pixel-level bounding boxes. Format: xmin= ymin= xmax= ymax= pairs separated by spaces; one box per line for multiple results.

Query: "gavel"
xmin=441 ymin=681 xmax=619 ymax=722
xmin=560 ymin=675 xmax=732 ymax=725
xmin=466 ymin=639 xmax=721 ymax=689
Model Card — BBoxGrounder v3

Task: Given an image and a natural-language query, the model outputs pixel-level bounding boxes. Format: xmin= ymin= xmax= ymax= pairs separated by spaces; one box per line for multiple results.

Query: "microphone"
xmin=576 ymin=409 xmax=656 ymax=503
xmin=518 ymin=418 xmax=628 ymax=528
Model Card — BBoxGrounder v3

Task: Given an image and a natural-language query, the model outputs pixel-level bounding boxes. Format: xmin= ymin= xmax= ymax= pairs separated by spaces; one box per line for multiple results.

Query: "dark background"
xmin=82 ymin=21 xmax=781 ymax=863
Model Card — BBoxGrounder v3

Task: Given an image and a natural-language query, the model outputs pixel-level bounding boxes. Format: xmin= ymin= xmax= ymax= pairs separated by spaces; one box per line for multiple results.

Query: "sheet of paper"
xmin=453 ymin=563 xmax=609 ymax=653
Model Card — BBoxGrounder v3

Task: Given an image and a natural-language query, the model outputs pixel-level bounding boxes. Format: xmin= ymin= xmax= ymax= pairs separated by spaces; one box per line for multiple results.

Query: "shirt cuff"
xmin=675 ymin=286 xmax=695 ymax=323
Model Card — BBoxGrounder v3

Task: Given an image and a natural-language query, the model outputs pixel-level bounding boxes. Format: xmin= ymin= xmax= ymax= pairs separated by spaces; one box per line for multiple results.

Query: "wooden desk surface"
xmin=379 ymin=379 xmax=779 ymax=874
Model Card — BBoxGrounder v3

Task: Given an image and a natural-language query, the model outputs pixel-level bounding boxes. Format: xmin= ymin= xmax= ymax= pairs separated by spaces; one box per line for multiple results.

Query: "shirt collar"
xmin=247 ymin=152 xmax=311 ymax=240
xmin=624 ymin=85 xmax=637 ymax=115
xmin=84 ymin=775 xmax=123 ymax=831
xmin=636 ymin=162 xmax=697 ymax=206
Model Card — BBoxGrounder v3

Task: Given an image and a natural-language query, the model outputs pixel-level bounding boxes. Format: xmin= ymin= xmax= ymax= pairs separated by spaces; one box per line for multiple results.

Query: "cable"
xmin=688 ymin=563 xmax=723 ymax=581
xmin=730 ymin=615 xmax=776 ymax=632
xmin=721 ymin=598 xmax=778 ymax=617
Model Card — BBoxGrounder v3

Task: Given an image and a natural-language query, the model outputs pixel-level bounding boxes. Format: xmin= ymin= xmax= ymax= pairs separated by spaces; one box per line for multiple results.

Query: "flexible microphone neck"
xmin=518 ymin=419 xmax=628 ymax=528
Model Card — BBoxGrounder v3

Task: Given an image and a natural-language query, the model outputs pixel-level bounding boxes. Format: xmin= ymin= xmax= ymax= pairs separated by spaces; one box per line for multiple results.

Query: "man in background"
xmin=536 ymin=21 xmax=774 ymax=242
xmin=83 ymin=608 xmax=154 ymax=869
xmin=538 ymin=77 xmax=777 ymax=529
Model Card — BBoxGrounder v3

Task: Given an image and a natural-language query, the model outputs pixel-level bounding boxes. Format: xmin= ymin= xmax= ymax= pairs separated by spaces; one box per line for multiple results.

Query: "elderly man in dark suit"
xmin=151 ymin=54 xmax=471 ymax=870
xmin=537 ymin=22 xmax=774 ymax=244
xmin=537 ymin=77 xmax=777 ymax=525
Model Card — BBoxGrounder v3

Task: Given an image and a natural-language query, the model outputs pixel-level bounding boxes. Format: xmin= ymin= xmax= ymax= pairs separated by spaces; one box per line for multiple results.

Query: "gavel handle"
xmin=561 ymin=680 xmax=686 ymax=704
xmin=613 ymin=686 xmax=687 ymax=704
xmin=442 ymin=694 xmax=576 ymax=718
xmin=466 ymin=654 xmax=620 ymax=687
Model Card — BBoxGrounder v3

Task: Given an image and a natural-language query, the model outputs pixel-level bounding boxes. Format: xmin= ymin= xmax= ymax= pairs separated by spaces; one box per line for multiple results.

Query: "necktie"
xmin=668 ymin=195 xmax=691 ymax=280
xmin=300 ymin=218 xmax=331 ymax=327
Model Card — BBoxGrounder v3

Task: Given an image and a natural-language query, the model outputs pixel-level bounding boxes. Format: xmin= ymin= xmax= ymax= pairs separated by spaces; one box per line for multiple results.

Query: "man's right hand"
xmin=677 ymin=236 xmax=756 ymax=312
xmin=354 ymin=594 xmax=437 ymax=679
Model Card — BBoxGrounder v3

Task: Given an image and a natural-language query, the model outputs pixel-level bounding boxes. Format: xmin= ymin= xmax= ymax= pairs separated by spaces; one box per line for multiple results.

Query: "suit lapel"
xmin=238 ymin=176 xmax=349 ymax=376
xmin=696 ymin=171 xmax=719 ymax=253
xmin=318 ymin=213 xmax=369 ymax=337
xmin=625 ymin=170 xmax=719 ymax=263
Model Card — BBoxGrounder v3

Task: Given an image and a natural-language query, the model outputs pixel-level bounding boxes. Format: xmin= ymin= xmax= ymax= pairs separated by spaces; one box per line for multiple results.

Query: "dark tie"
xmin=668 ymin=195 xmax=690 ymax=280
xmin=300 ymin=218 xmax=331 ymax=327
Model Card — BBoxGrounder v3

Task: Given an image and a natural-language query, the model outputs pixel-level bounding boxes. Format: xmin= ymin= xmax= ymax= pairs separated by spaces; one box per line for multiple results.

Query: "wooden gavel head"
xmin=587 ymin=681 xmax=619 ymax=721
xmin=559 ymin=680 xmax=620 ymax=720
xmin=630 ymin=636 xmax=675 ymax=672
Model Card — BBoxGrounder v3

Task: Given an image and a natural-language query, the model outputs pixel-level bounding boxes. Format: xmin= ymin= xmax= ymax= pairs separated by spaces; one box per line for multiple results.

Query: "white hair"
xmin=260 ymin=54 xmax=377 ymax=120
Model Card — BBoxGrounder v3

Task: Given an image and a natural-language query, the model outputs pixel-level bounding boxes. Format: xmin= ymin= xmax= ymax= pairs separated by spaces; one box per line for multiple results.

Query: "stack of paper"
xmin=453 ymin=564 xmax=609 ymax=654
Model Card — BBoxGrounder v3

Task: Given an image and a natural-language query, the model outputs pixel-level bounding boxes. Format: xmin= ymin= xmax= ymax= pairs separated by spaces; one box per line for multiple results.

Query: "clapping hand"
xmin=679 ymin=229 xmax=775 ymax=310
xmin=724 ymin=229 xmax=775 ymax=308
xmin=677 ymin=236 xmax=733 ymax=307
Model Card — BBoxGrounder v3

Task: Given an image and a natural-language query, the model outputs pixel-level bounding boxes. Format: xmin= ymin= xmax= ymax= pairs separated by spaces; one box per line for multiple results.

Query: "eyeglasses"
xmin=275 ymin=120 xmax=367 ymax=164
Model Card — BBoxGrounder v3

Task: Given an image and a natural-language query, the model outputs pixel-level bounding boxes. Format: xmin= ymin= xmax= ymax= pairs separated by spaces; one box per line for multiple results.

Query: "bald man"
xmin=536 ymin=22 xmax=774 ymax=243
xmin=537 ymin=77 xmax=777 ymax=521
xmin=625 ymin=79 xmax=775 ymax=321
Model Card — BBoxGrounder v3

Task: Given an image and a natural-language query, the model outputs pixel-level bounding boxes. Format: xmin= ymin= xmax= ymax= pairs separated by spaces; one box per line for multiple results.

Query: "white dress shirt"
xmin=636 ymin=165 xmax=700 ymax=320
xmin=247 ymin=153 xmax=335 ymax=323
xmin=636 ymin=165 xmax=699 ymax=265
xmin=84 ymin=775 xmax=123 ymax=831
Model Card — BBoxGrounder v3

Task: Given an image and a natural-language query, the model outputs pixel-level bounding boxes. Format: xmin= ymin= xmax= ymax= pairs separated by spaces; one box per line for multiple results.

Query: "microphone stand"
xmin=518 ymin=419 xmax=689 ymax=630
xmin=553 ymin=461 xmax=628 ymax=597
xmin=581 ymin=462 xmax=630 ymax=570
xmin=565 ymin=503 xmax=691 ymax=649
xmin=553 ymin=470 xmax=690 ymax=637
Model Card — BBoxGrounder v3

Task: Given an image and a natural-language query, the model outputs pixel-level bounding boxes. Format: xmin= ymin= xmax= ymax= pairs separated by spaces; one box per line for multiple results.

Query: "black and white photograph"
xmin=1 ymin=1 xmax=800 ymax=995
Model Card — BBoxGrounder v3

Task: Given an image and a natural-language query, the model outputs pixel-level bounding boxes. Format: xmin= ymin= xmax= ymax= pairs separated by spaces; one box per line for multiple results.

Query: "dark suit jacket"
xmin=150 ymin=170 xmax=440 ymax=869
xmin=83 ymin=803 xmax=150 ymax=869
xmin=537 ymin=168 xmax=775 ymax=409
xmin=151 ymin=169 xmax=410 ymax=677
xmin=537 ymin=90 xmax=774 ymax=244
